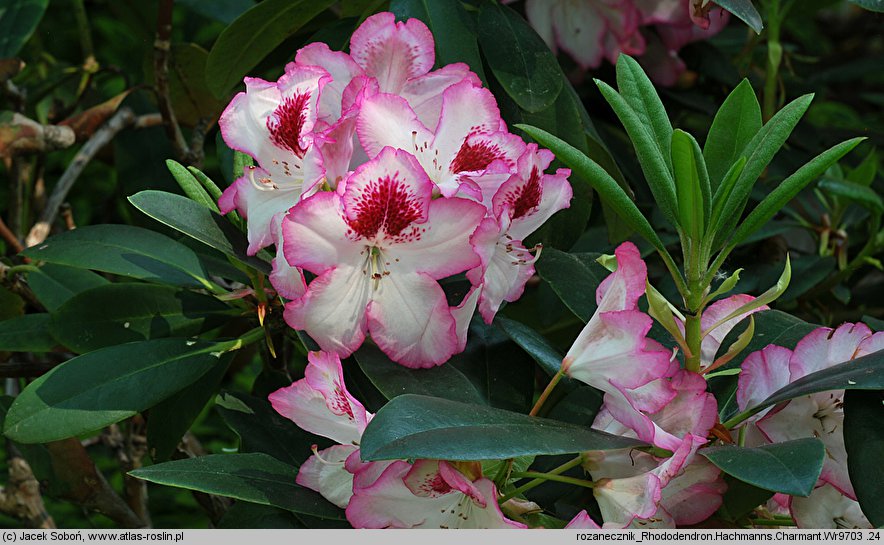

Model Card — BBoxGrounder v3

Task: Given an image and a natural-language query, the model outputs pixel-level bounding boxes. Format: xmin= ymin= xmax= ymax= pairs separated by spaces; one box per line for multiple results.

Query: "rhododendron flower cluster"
xmin=270 ymin=351 xmax=525 ymax=529
xmin=219 ymin=12 xmax=572 ymax=368
xmin=518 ymin=0 xmax=730 ymax=85
xmin=735 ymin=323 xmax=883 ymax=528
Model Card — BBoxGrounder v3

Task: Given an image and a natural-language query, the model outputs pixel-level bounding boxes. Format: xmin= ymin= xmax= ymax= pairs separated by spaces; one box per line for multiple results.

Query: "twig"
xmin=45 ymin=438 xmax=146 ymax=528
xmin=104 ymin=421 xmax=152 ymax=527
xmin=0 ymin=262 xmax=45 ymax=310
xmin=25 ymin=107 xmax=136 ymax=247
xmin=0 ymin=214 xmax=24 ymax=253
xmin=0 ymin=456 xmax=56 ymax=528
xmin=175 ymin=432 xmax=231 ymax=525
xmin=153 ymin=0 xmax=191 ymax=164
xmin=60 ymin=203 xmax=77 ymax=230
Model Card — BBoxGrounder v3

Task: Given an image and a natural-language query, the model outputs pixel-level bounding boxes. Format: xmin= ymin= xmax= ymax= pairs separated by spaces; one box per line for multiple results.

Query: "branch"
xmin=0 ymin=214 xmax=23 ymax=253
xmin=0 ymin=456 xmax=56 ymax=528
xmin=0 ymin=262 xmax=45 ymax=311
xmin=104 ymin=420 xmax=151 ymax=527
xmin=25 ymin=107 xmax=136 ymax=248
xmin=0 ymin=113 xmax=76 ymax=157
xmin=46 ymin=438 xmax=146 ymax=528
xmin=153 ymin=0 xmax=191 ymax=164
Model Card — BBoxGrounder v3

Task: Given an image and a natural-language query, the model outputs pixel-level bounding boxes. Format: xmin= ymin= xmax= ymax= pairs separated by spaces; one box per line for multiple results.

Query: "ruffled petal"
xmin=366 ymin=271 xmax=458 ymax=368
xmin=736 ymin=344 xmax=793 ymax=412
xmin=400 ymin=63 xmax=482 ymax=131
xmin=565 ymin=510 xmax=602 ymax=529
xmin=296 ymin=444 xmax=358 ymax=508
xmin=699 ymin=294 xmax=769 ymax=369
xmin=294 ymin=43 xmax=362 ymax=123
xmin=283 ymin=265 xmax=370 ymax=358
xmin=283 ymin=191 xmax=363 ymax=275
xmin=659 ymin=457 xmax=727 ymax=525
xmin=432 ymin=81 xmax=503 ymax=168
xmin=790 ymin=484 xmax=872 ymax=529
xmin=303 ymin=351 xmax=370 ymax=434
xmin=349 ymin=12 xmax=435 ymax=93
xmin=790 ymin=323 xmax=873 ymax=380
xmin=355 ymin=92 xmax=432 ymax=161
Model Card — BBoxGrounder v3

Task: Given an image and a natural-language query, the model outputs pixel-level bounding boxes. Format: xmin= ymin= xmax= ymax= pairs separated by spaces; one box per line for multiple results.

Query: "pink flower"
xmin=523 ymin=0 xmax=646 ymax=70
xmin=218 ymin=65 xmax=329 ymax=254
xmin=346 ymin=459 xmax=525 ymax=528
xmin=736 ymin=322 xmax=884 ymax=527
xmin=467 ymin=144 xmax=572 ymax=323
xmin=562 ymin=242 xmax=676 ymax=415
xmin=268 ymin=351 xmax=382 ymax=508
xmin=282 ymin=147 xmax=485 ymax=367
xmin=357 ymin=80 xmax=523 ymax=199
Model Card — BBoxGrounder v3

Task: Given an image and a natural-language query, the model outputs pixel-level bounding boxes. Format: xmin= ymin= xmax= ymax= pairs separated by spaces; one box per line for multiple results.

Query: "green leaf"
xmin=616 ymin=55 xmax=674 ymax=173
xmin=0 ymin=0 xmax=48 ymax=57
xmin=671 ymin=129 xmax=706 ymax=237
xmin=26 ymin=264 xmax=108 ymax=312
xmin=725 ymin=137 xmax=866 ymax=250
xmin=205 ymin=0 xmax=336 ymax=97
xmin=715 ymin=0 xmax=764 ymax=33
xmin=360 ymin=394 xmax=644 ymax=461
xmin=129 ymin=453 xmax=343 ymax=519
xmin=354 ymin=344 xmax=486 ymax=405
xmin=710 ymin=94 xmax=814 ymax=249
xmin=477 ymin=2 xmax=562 ymax=113
xmin=517 ymin=125 xmax=669 ymax=255
xmin=848 ymin=0 xmax=884 ymax=12
xmin=129 ymin=190 xmax=270 ymax=274
xmin=49 ymin=283 xmax=235 ymax=353
xmin=595 ymin=80 xmax=679 ymax=227
xmin=391 ymin=0 xmax=486 ymax=84
xmin=505 ymin=83 xmax=595 ymax=249
xmin=846 ymin=148 xmax=877 ymax=187
xmin=147 ymin=356 xmax=231 ymax=462
xmin=21 ymin=224 xmax=212 ymax=289
xmin=844 ymin=389 xmax=884 ymax=526
xmin=495 ymin=317 xmax=563 ymax=379
xmin=448 ymin=319 xmax=536 ymax=413
xmin=3 ymin=338 xmax=235 ymax=443
xmin=717 ymin=476 xmax=775 ymax=522
xmin=646 ymin=281 xmax=687 ymax=351
xmin=166 ymin=160 xmax=219 ymax=212
xmin=818 ymin=176 xmax=883 ymax=214
xmin=704 ymin=268 xmax=743 ymax=305
xmin=702 ymin=438 xmax=825 ymax=496
xmin=863 ymin=315 xmax=884 ymax=332
xmin=534 ymin=249 xmax=608 ymax=322
xmin=187 ymin=167 xmax=224 ymax=203
xmin=216 ymin=392 xmax=319 ymax=467
xmin=704 ymin=255 xmax=790 ymax=337
xmin=0 ymin=314 xmax=55 ymax=352
xmin=703 ymin=79 xmax=762 ymax=190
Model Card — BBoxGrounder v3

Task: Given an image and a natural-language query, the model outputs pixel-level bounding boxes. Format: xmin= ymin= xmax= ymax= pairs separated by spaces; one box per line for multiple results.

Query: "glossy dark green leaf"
xmin=354 ymin=344 xmax=486 ymax=405
xmin=703 ymin=79 xmax=762 ymax=190
xmin=166 ymin=159 xmax=219 ymax=212
xmin=847 ymin=0 xmax=884 ymax=12
xmin=725 ymin=137 xmax=865 ymax=251
xmin=495 ymin=317 xmax=564 ymax=378
xmin=702 ymin=438 xmax=825 ymax=496
xmin=717 ymin=475 xmax=775 ymax=522
xmin=360 ymin=394 xmax=643 ymax=461
xmin=129 ymin=190 xmax=270 ymax=274
xmin=716 ymin=0 xmax=763 ymax=33
xmin=391 ymin=0 xmax=486 ymax=84
xmin=448 ymin=319 xmax=535 ymax=412
xmin=477 ymin=2 xmax=562 ymax=113
xmin=177 ymin=0 xmax=256 ymax=24
xmin=0 ymin=0 xmax=48 ymax=57
xmin=506 ymin=83 xmax=594 ymax=249
xmin=26 ymin=264 xmax=108 ymax=312
xmin=0 ymin=314 xmax=55 ymax=352
xmin=3 ymin=338 xmax=236 ymax=443
xmin=205 ymin=0 xmax=336 ymax=96
xmin=147 ymin=356 xmax=231 ymax=462
xmin=844 ymin=389 xmax=884 ymax=526
xmin=535 ymin=249 xmax=607 ymax=322
xmin=21 ymin=224 xmax=212 ymax=289
xmin=216 ymin=392 xmax=318 ymax=467
xmin=863 ymin=315 xmax=884 ymax=332
xmin=129 ymin=453 xmax=343 ymax=519
xmin=50 ymin=283 xmax=235 ymax=353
